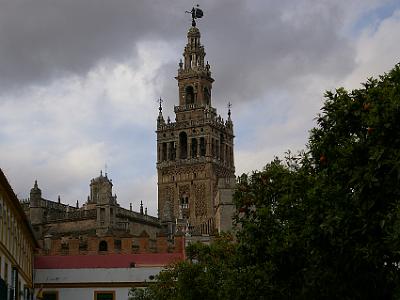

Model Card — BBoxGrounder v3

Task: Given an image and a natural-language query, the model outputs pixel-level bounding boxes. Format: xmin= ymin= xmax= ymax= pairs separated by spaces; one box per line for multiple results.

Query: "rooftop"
xmin=34 ymin=253 xmax=184 ymax=269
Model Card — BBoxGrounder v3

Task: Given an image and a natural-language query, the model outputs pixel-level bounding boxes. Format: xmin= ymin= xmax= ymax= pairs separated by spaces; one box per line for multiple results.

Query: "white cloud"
xmin=343 ymin=9 xmax=400 ymax=89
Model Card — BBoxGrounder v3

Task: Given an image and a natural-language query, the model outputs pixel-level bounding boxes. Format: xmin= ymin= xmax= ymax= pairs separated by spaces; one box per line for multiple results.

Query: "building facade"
xmin=0 ymin=169 xmax=38 ymax=300
xmin=156 ymin=21 xmax=236 ymax=235
xmin=34 ymin=252 xmax=184 ymax=300
xmin=20 ymin=173 xmax=182 ymax=256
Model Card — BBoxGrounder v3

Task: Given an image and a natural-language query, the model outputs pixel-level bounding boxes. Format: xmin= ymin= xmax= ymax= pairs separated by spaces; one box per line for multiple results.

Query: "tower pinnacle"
xmin=157 ymin=97 xmax=165 ymax=126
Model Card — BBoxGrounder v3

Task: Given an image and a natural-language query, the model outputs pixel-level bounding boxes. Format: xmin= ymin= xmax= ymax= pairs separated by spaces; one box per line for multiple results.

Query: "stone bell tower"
xmin=156 ymin=10 xmax=235 ymax=234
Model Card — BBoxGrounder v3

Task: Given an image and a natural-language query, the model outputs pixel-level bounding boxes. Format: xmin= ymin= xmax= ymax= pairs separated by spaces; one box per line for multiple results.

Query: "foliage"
xmin=128 ymin=287 xmax=153 ymax=300
xmin=129 ymin=234 xmax=237 ymax=300
xmin=232 ymin=63 xmax=400 ymax=299
xmin=130 ymin=63 xmax=400 ymax=299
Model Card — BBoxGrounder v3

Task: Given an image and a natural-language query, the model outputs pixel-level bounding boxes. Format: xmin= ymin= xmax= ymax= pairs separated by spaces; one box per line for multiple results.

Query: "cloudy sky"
xmin=1 ymin=0 xmax=399 ymax=216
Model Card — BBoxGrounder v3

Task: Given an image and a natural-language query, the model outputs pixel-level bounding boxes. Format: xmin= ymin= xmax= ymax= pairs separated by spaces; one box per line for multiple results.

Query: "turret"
xmin=91 ymin=171 xmax=117 ymax=236
xmin=29 ymin=180 xmax=44 ymax=225
xmin=90 ymin=170 xmax=114 ymax=205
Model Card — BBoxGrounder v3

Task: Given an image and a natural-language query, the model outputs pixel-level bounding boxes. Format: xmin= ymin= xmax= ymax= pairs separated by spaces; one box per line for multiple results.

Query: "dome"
xmin=187 ymin=26 xmax=200 ymax=38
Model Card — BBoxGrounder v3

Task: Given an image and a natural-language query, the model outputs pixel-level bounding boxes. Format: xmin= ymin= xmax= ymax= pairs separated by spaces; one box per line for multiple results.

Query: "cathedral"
xmin=0 ymin=7 xmax=238 ymax=299
xmin=20 ymin=11 xmax=236 ymax=256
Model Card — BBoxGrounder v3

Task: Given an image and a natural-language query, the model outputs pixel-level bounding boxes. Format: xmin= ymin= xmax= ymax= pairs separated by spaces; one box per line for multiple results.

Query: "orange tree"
xmin=233 ymin=63 xmax=400 ymax=299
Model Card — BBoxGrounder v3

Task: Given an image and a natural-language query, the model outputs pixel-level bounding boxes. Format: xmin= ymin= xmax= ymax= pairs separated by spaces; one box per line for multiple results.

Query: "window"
xmin=94 ymin=291 xmax=115 ymax=300
xmin=162 ymin=143 xmax=167 ymax=161
xmin=43 ymin=291 xmax=59 ymax=300
xmin=99 ymin=240 xmax=108 ymax=252
xmin=4 ymin=263 xmax=7 ymax=284
xmin=191 ymin=138 xmax=198 ymax=158
xmin=204 ymin=87 xmax=210 ymax=105
xmin=168 ymin=142 xmax=176 ymax=161
xmin=10 ymin=266 xmax=17 ymax=300
xmin=100 ymin=208 xmax=105 ymax=221
xmin=114 ymin=239 xmax=121 ymax=252
xmin=185 ymin=86 xmax=194 ymax=105
xmin=200 ymin=137 xmax=206 ymax=156
xmin=179 ymin=132 xmax=188 ymax=159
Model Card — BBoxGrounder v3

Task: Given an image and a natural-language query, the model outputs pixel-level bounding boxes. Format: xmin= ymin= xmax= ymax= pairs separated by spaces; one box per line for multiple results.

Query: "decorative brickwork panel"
xmin=179 ymin=184 xmax=190 ymax=198
xmin=194 ymin=183 xmax=206 ymax=216
xmin=164 ymin=186 xmax=174 ymax=202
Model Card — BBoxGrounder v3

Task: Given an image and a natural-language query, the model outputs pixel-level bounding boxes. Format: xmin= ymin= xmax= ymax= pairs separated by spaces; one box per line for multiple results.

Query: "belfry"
xmin=156 ymin=7 xmax=236 ymax=235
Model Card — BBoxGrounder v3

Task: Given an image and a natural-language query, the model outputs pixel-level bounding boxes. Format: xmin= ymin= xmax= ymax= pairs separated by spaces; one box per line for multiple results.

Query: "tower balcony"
xmin=177 ymin=67 xmax=212 ymax=79
xmin=156 ymin=156 xmax=235 ymax=171
xmin=157 ymin=113 xmax=232 ymax=133
xmin=174 ymin=103 xmax=216 ymax=113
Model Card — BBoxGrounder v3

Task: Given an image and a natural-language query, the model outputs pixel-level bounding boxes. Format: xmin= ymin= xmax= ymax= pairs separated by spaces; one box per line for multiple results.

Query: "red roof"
xmin=34 ymin=253 xmax=184 ymax=269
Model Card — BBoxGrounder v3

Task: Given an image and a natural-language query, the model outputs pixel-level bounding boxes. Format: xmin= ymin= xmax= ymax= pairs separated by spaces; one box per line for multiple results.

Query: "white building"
xmin=34 ymin=253 xmax=184 ymax=300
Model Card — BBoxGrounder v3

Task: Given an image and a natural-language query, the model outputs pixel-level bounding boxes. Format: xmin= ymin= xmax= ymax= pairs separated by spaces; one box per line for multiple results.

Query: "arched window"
xmin=162 ymin=142 xmax=167 ymax=161
xmin=180 ymin=193 xmax=189 ymax=219
xmin=220 ymin=134 xmax=225 ymax=161
xmin=185 ymin=86 xmax=194 ymax=105
xmin=99 ymin=240 xmax=108 ymax=252
xmin=200 ymin=137 xmax=206 ymax=156
xmin=191 ymin=138 xmax=198 ymax=158
xmin=169 ymin=141 xmax=176 ymax=161
xmin=179 ymin=132 xmax=188 ymax=159
xmin=204 ymin=87 xmax=210 ymax=105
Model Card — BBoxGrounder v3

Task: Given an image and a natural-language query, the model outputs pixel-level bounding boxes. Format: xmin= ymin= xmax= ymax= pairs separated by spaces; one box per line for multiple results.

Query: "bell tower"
xmin=156 ymin=7 xmax=235 ymax=234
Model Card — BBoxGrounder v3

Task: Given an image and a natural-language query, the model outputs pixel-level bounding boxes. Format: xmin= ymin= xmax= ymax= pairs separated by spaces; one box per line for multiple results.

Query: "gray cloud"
xmin=1 ymin=0 xmax=398 ymax=215
xmin=0 ymin=0 xmax=357 ymax=98
xmin=0 ymin=0 xmax=184 ymax=92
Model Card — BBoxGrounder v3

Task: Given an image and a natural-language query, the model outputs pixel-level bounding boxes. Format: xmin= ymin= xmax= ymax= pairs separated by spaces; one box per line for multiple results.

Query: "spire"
xmin=140 ymin=200 xmax=144 ymax=215
xmin=226 ymin=102 xmax=234 ymax=129
xmin=157 ymin=97 xmax=165 ymax=126
xmin=181 ymin=6 xmax=206 ymax=71
xmin=176 ymin=6 xmax=214 ymax=108
xmin=30 ymin=180 xmax=41 ymax=195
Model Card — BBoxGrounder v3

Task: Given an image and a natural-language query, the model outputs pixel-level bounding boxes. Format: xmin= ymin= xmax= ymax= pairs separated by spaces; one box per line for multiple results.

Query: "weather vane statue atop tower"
xmin=186 ymin=4 xmax=204 ymax=27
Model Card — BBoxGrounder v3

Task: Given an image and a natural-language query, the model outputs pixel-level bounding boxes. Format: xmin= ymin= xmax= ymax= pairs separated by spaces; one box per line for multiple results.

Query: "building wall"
xmin=34 ymin=264 xmax=180 ymax=299
xmin=38 ymin=287 xmax=132 ymax=300
xmin=214 ymin=177 xmax=236 ymax=234
xmin=0 ymin=169 xmax=37 ymax=299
